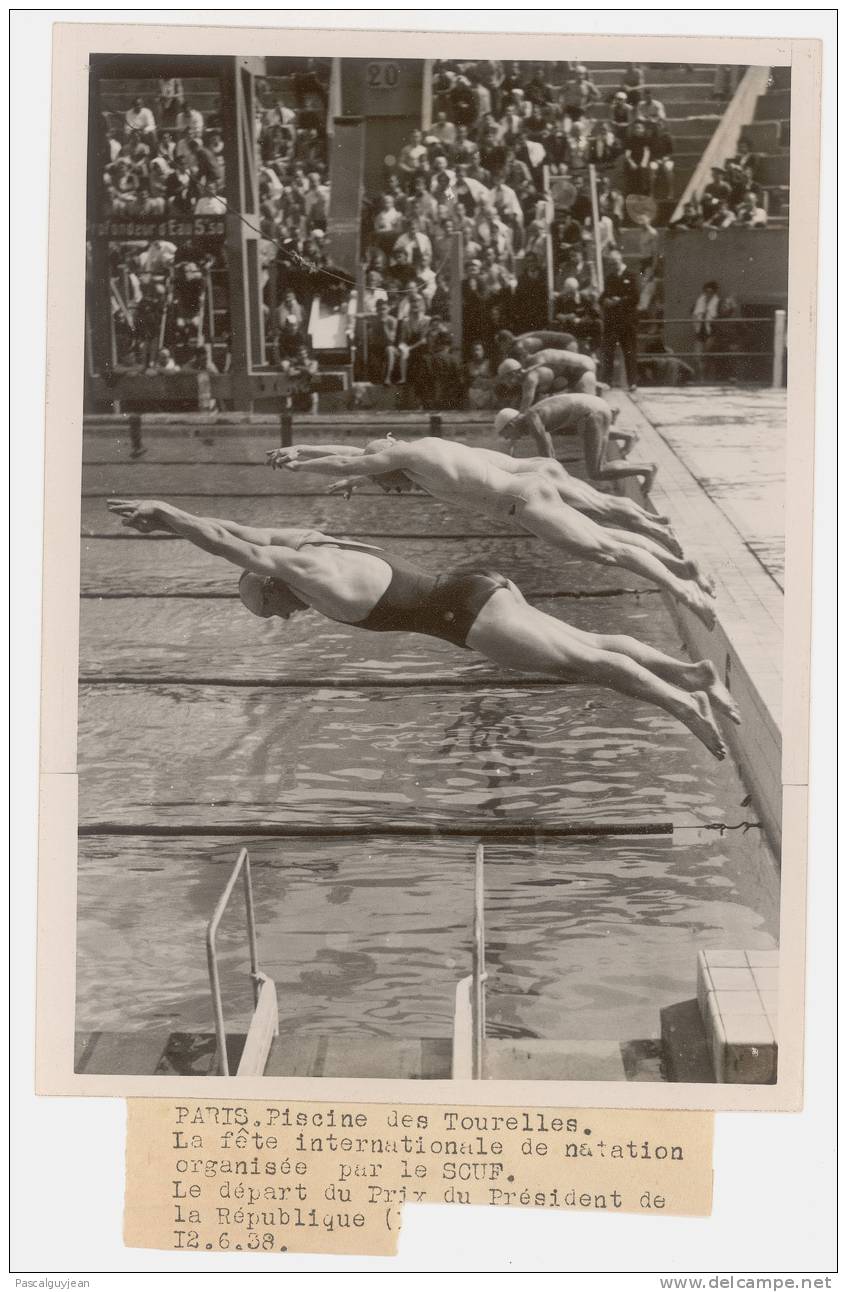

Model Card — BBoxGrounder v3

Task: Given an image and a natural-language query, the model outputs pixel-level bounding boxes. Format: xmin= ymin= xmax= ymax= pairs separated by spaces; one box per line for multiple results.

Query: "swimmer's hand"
xmin=107 ymin=498 xmax=166 ymax=533
xmin=266 ymin=447 xmax=300 ymax=470
xmin=326 ymin=476 xmax=361 ymax=499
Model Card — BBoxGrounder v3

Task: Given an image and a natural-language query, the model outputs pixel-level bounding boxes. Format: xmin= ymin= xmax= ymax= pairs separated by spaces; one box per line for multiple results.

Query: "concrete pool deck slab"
xmin=607 ymin=389 xmax=784 ymax=854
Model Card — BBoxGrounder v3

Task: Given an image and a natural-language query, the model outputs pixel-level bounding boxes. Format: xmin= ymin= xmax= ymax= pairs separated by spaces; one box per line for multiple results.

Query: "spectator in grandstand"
xmin=411 ymin=322 xmax=465 ymax=409
xmin=393 ymin=216 xmax=433 ymax=267
xmin=637 ymin=88 xmax=666 ymax=123
xmin=565 ymin=64 xmax=601 ymax=114
xmin=492 ymin=253 xmax=537 ymax=334
xmin=429 ymin=271 xmax=451 ymax=321
xmin=372 ymin=194 xmax=404 ymax=250
xmin=703 ymin=196 xmax=736 ymax=229
xmin=692 ymin=280 xmax=722 ymax=380
xmin=524 ymin=201 xmax=552 ymax=259
xmin=622 ymin=121 xmax=653 ymax=197
xmin=700 ymin=165 xmax=732 ymax=219
xmin=599 ymin=247 xmax=640 ymax=390
xmin=176 ymin=99 xmax=204 ymax=138
xmin=125 ymin=97 xmax=157 ymax=144
xmin=464 ymin=340 xmax=497 ymax=409
xmin=724 ymin=157 xmax=752 ymax=206
xmin=428 ymin=110 xmax=458 ymax=148
xmin=650 ymin=124 xmax=675 ymax=200
xmin=155 ymin=347 xmax=178 ymax=372
xmin=734 ymin=190 xmax=768 ymax=227
xmin=631 ymin=213 xmax=660 ymax=268
xmin=609 ymin=91 xmax=633 ymax=133
xmin=591 ymin=207 xmax=618 ymax=260
xmin=669 ymin=200 xmax=703 ymax=230
xmin=157 ymin=78 xmax=184 ymax=127
xmin=415 ymin=250 xmax=438 ymax=306
xmin=398 ymin=128 xmax=428 ymax=176
xmin=166 ymin=165 xmax=197 ymax=215
xmin=364 ymin=298 xmax=398 ymax=385
xmin=621 ymin=63 xmax=645 ymax=107
xmin=553 ymin=278 xmax=602 ymax=353
xmin=194 ymin=179 xmax=227 ymax=215
xmin=588 ymin=120 xmax=622 ymax=166
xmin=394 ymin=293 xmax=431 ymax=386
xmin=597 ymin=175 xmax=626 ymax=227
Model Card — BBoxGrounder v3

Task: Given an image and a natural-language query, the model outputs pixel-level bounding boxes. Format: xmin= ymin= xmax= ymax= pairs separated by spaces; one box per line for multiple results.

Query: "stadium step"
xmin=754 ymin=90 xmax=791 ymax=121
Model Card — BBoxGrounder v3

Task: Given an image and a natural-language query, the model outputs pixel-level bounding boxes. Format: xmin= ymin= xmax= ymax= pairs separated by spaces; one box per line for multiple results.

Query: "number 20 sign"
xmin=366 ymin=61 xmax=401 ymax=89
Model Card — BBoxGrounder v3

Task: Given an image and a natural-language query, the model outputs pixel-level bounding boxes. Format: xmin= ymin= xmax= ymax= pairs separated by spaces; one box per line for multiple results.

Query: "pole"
xmin=588 ymin=163 xmax=604 ymax=293
xmin=772 ymin=309 xmax=786 ymax=388
xmin=448 ymin=230 xmax=464 ymax=354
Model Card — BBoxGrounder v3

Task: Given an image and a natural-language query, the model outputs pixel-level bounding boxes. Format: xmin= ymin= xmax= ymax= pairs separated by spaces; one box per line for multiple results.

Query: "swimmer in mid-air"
xmin=266 ymin=438 xmax=718 ymax=624
xmin=494 ymin=393 xmax=658 ymax=493
xmin=106 ymin=498 xmax=736 ymax=758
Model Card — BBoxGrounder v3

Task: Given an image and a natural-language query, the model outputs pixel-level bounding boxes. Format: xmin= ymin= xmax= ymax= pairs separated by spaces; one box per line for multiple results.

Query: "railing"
xmin=452 ymin=843 xmax=487 ymax=1080
xmin=206 ymin=846 xmax=278 ymax=1076
xmin=670 ymin=65 xmax=772 ymax=223
xmin=641 ymin=312 xmax=787 ymax=387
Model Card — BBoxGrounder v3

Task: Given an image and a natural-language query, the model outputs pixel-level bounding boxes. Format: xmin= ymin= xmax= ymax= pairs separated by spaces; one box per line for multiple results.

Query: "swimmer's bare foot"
xmin=652 ymin=526 xmax=684 ymax=558
xmin=684 ymin=585 xmax=717 ymax=630
xmin=696 ymin=660 xmax=742 ymax=725
xmin=639 ymin=464 xmax=659 ymax=494
xmin=613 ymin=432 xmax=638 ymax=459
xmin=683 ymin=560 xmax=717 ymax=598
xmin=684 ymin=691 xmax=727 ymax=760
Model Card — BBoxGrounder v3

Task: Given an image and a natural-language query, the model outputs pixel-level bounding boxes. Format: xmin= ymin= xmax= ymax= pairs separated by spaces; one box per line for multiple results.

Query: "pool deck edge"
xmin=611 ymin=392 xmax=783 ymax=857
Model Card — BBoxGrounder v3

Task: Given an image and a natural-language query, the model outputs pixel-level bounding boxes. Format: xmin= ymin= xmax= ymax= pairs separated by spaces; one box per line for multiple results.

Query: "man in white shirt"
xmin=427 ymin=111 xmax=457 ymax=148
xmin=429 ymin=154 xmax=456 ymax=194
xmin=194 ymin=181 xmax=227 ymax=215
xmin=177 ymin=101 xmax=204 ymax=137
xmin=373 ymin=195 xmax=404 ymax=237
xmin=398 ymin=129 xmax=428 ymax=175
xmin=490 ymin=176 xmax=524 ymax=228
xmin=125 ymin=98 xmax=156 ymax=142
xmin=637 ymin=89 xmax=666 ymax=122
xmin=734 ymin=192 xmax=768 ymax=227
xmin=393 ymin=218 xmax=433 ymax=266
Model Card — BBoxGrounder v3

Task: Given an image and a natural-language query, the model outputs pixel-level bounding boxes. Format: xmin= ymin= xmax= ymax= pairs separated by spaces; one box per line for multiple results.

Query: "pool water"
xmin=76 ymin=427 xmax=779 ymax=1071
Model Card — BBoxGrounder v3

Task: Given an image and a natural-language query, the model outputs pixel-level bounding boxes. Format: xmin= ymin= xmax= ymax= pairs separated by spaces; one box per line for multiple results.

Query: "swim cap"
xmin=238 ymin=570 xmax=308 ymax=620
xmin=494 ymin=408 xmax=520 ymax=434
xmin=497 ymin=358 xmax=522 ymax=379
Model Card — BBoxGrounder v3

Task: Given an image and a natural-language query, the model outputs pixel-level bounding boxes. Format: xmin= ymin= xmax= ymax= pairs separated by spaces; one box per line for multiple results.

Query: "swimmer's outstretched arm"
xmin=285 ymin=444 xmax=413 ymax=478
xmin=107 ymin=500 xmax=288 ymax=575
xmin=267 ymin=444 xmax=366 ymax=469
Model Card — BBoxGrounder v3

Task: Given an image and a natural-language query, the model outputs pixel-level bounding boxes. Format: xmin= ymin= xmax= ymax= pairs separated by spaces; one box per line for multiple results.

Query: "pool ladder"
xmin=206 ymin=847 xmax=279 ymax=1076
xmin=206 ymin=842 xmax=488 ymax=1080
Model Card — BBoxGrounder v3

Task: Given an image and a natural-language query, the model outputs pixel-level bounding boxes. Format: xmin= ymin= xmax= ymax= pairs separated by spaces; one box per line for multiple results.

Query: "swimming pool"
xmin=75 ymin=424 xmax=779 ymax=1076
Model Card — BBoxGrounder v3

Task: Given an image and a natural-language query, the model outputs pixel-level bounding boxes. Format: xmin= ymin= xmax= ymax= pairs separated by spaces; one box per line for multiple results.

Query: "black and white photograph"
xmin=37 ymin=25 xmax=819 ymax=1101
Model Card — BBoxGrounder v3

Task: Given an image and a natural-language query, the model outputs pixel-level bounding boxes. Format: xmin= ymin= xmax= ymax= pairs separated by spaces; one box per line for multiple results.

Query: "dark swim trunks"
xmin=354 ymin=556 xmax=510 ymax=649
xmin=298 ymin=538 xmax=510 ymax=649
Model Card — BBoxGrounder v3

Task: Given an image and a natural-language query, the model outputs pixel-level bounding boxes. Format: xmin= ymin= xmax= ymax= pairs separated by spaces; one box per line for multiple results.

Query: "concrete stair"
xmin=100 ymin=76 xmax=222 ymax=121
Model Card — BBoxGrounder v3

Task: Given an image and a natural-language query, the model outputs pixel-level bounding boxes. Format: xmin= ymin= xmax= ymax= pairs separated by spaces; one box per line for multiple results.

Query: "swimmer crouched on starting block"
xmin=266 ymin=437 xmax=717 ymax=626
xmin=107 ymin=498 xmax=738 ymax=760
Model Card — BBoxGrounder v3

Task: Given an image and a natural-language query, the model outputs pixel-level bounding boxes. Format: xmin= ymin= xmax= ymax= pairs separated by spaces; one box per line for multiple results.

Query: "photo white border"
xmin=10 ymin=17 xmax=835 ymax=1274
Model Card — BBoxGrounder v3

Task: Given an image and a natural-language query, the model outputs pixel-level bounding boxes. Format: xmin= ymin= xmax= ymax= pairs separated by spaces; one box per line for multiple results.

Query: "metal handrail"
xmin=471 ymin=842 xmax=487 ymax=1080
xmin=452 ymin=842 xmax=488 ymax=1080
xmin=206 ymin=846 xmax=277 ymax=1076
